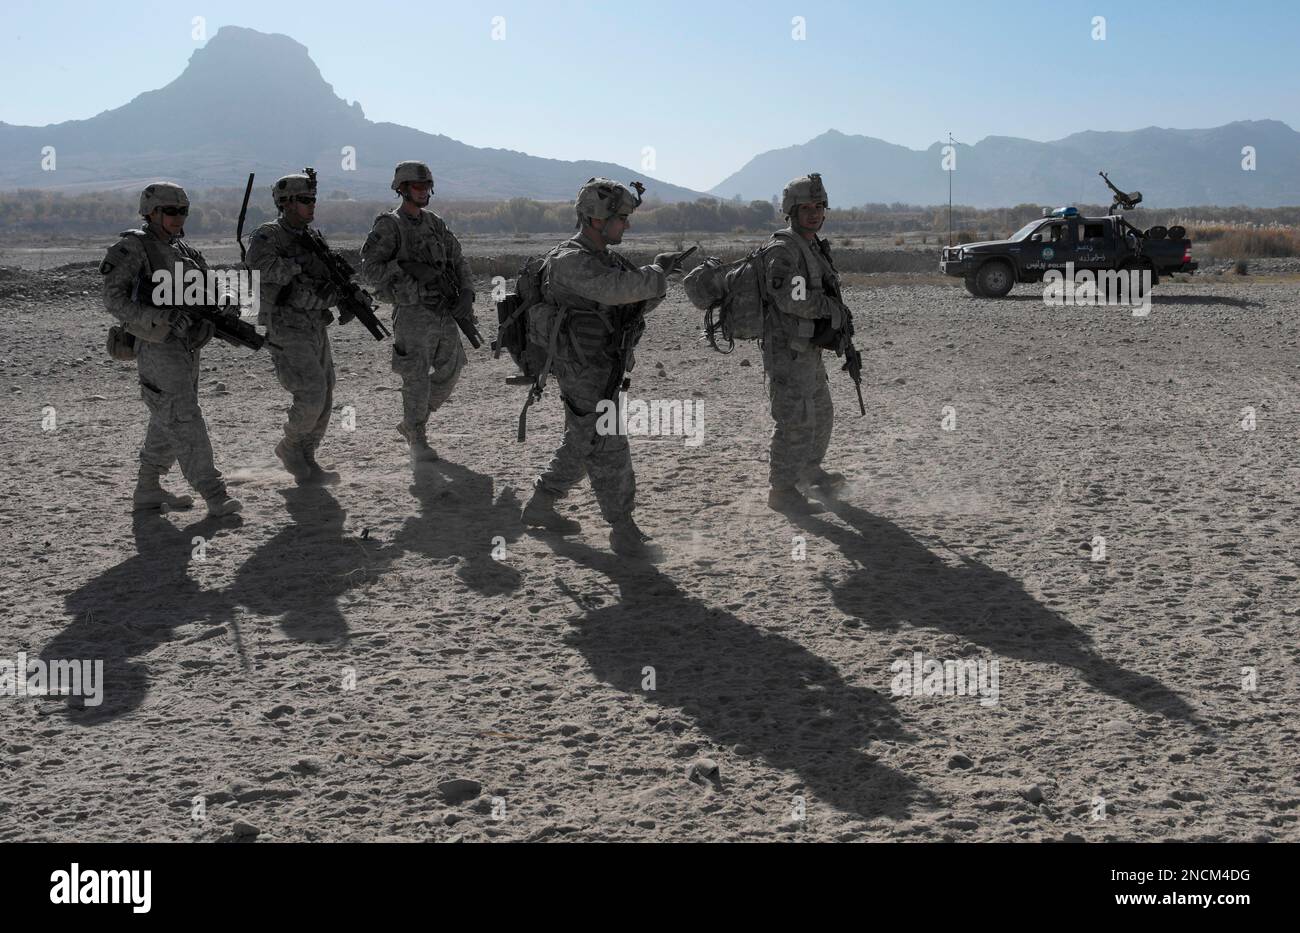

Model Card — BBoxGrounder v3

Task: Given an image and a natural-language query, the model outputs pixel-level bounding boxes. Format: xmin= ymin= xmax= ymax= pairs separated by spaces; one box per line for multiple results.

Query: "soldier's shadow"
xmin=392 ymin=459 xmax=523 ymax=596
xmin=795 ymin=499 xmax=1201 ymax=724
xmin=227 ymin=486 xmax=383 ymax=643
xmin=45 ymin=510 xmax=237 ymax=724
xmin=548 ymin=536 xmax=931 ymax=822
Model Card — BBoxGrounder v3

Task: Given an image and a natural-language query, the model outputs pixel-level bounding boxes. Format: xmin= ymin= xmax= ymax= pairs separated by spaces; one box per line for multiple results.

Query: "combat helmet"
xmin=272 ymin=169 xmax=317 ymax=208
xmin=391 ymin=161 xmax=434 ymax=192
xmin=781 ymin=173 xmax=829 ymax=217
xmin=138 ymin=182 xmax=189 ymax=217
xmin=575 ymin=177 xmax=644 ymax=225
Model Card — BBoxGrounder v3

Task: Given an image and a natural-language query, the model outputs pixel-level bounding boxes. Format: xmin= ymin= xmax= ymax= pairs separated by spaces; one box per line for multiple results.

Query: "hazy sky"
xmin=3 ymin=0 xmax=1298 ymax=192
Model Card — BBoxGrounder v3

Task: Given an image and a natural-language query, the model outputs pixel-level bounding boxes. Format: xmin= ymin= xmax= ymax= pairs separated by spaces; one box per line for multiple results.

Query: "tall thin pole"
xmin=947 ymin=131 xmax=954 ymax=247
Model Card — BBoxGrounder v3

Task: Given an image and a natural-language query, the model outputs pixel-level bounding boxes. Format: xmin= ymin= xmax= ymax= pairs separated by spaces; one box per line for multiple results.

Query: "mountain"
xmin=710 ymin=123 xmax=1300 ymax=208
xmin=0 ymin=26 xmax=705 ymax=202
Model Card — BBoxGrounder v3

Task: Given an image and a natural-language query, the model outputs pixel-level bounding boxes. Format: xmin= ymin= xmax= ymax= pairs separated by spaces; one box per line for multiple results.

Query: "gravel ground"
xmin=2 ymin=261 xmax=1297 ymax=842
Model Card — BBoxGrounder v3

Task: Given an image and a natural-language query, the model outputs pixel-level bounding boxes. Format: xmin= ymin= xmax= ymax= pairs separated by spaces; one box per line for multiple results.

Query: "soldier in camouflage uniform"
xmin=761 ymin=173 xmax=848 ymax=515
xmin=520 ymin=177 xmax=690 ymax=561
xmin=360 ymin=161 xmax=475 ymax=463
xmin=245 ymin=170 xmax=343 ymax=485
xmin=100 ymin=182 xmax=242 ymax=517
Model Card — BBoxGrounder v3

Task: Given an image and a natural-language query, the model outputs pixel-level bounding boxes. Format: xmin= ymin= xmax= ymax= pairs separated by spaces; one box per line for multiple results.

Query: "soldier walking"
xmin=245 ymin=169 xmax=343 ymax=485
xmin=360 ymin=161 xmax=476 ymax=463
xmin=99 ymin=182 xmax=243 ymax=517
xmin=520 ymin=177 xmax=690 ymax=560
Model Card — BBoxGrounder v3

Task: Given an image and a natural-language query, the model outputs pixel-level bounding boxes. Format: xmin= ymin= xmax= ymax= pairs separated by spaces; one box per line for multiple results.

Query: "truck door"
xmin=1075 ymin=219 xmax=1109 ymax=272
xmin=1035 ymin=220 xmax=1074 ymax=271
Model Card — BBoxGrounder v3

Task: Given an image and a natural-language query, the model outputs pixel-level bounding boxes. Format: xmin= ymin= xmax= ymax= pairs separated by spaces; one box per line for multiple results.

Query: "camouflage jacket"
xmin=244 ymin=217 xmax=337 ymax=324
xmin=100 ymin=223 xmax=213 ymax=351
xmin=761 ymin=228 xmax=842 ymax=348
xmin=541 ymin=231 xmax=667 ymax=366
xmin=359 ymin=207 xmax=472 ymax=309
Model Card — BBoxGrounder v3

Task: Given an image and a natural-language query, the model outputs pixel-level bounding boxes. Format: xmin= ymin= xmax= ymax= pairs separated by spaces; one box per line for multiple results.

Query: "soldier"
xmin=360 ymin=161 xmax=475 ymax=463
xmin=519 ymin=177 xmax=690 ymax=560
xmin=244 ymin=170 xmax=343 ymax=485
xmin=245 ymin=170 xmax=342 ymax=485
xmin=99 ymin=182 xmax=242 ymax=517
xmin=761 ymin=173 xmax=848 ymax=515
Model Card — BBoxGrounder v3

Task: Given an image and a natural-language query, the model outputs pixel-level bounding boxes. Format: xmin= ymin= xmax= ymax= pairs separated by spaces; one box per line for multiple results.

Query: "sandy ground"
xmin=2 ymin=257 xmax=1298 ymax=842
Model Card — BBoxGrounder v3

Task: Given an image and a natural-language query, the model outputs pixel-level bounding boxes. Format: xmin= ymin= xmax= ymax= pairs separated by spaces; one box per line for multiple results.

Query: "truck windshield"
xmin=1011 ymin=221 xmax=1044 ymax=241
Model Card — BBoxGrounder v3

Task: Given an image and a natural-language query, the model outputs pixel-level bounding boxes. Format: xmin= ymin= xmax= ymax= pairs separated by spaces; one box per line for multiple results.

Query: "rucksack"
xmin=683 ymin=246 xmax=768 ymax=353
xmin=491 ymin=251 xmax=551 ymax=383
xmin=492 ymin=246 xmax=575 ymax=441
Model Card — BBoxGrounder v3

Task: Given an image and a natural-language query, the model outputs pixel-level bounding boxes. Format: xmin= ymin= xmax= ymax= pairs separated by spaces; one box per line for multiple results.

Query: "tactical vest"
xmin=119 ymin=227 xmax=203 ymax=307
xmin=370 ymin=208 xmax=457 ymax=306
xmin=763 ymin=230 xmax=842 ymax=346
xmin=540 ymin=236 xmax=646 ymax=364
xmin=254 ymin=219 xmax=320 ymax=314
xmin=769 ymin=229 xmax=839 ymax=300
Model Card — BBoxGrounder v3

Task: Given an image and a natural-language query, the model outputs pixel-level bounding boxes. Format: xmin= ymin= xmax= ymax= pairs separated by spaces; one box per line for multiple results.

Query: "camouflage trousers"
xmin=136 ymin=340 xmax=226 ymax=499
xmin=763 ymin=333 xmax=834 ymax=488
xmin=391 ymin=304 xmax=465 ymax=430
xmin=535 ymin=363 xmax=635 ymax=524
xmin=267 ymin=313 xmax=335 ymax=454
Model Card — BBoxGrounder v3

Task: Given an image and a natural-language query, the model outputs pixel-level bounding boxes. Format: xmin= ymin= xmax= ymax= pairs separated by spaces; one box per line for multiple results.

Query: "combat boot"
xmin=522 ymin=489 xmax=581 ymax=535
xmin=275 ymin=437 xmax=313 ymax=482
xmin=131 ymin=471 xmax=194 ymax=512
xmin=807 ymin=468 xmax=848 ymax=495
xmin=768 ymin=485 xmax=827 ymax=515
xmin=397 ymin=421 xmax=438 ymax=463
xmin=610 ymin=516 xmax=664 ymax=562
xmin=301 ymin=447 xmax=341 ymax=486
xmin=205 ymin=492 xmax=243 ymax=517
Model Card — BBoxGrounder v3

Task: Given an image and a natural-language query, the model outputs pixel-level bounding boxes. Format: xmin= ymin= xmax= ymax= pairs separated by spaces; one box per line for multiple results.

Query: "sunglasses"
xmin=159 ymin=206 xmax=189 ymax=217
xmin=292 ymin=196 xmax=317 ymax=205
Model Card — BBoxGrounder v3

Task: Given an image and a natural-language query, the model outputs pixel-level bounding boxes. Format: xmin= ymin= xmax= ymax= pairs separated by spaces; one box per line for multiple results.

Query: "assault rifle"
xmin=816 ymin=240 xmax=866 ymax=416
xmin=296 ymin=228 xmax=391 ymax=341
xmin=397 ymin=260 xmax=483 ymax=349
xmin=163 ymin=302 xmax=267 ymax=351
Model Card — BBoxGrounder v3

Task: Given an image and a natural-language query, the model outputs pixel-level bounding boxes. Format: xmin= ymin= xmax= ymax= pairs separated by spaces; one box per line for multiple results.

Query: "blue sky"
xmin=3 ymin=0 xmax=1297 ymax=191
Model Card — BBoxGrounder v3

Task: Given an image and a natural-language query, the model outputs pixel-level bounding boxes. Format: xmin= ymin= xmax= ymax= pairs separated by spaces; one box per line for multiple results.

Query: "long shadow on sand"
xmin=390 ymin=459 xmax=524 ymax=596
xmin=44 ymin=510 xmax=238 ymax=723
xmin=546 ymin=535 xmax=932 ymax=821
xmin=795 ymin=498 xmax=1201 ymax=724
xmin=226 ymin=486 xmax=386 ymax=643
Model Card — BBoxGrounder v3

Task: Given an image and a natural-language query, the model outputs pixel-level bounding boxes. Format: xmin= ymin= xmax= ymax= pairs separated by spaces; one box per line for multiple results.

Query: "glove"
xmin=215 ymin=295 xmax=242 ymax=320
xmin=653 ymin=249 xmax=693 ymax=276
xmin=191 ymin=318 xmax=216 ymax=347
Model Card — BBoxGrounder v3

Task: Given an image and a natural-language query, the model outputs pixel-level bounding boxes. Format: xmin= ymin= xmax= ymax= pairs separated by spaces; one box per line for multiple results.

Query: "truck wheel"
xmin=1145 ymin=226 xmax=1167 ymax=240
xmin=975 ymin=261 xmax=1014 ymax=298
xmin=963 ymin=275 xmax=982 ymax=296
xmin=1167 ymin=225 xmax=1186 ymax=240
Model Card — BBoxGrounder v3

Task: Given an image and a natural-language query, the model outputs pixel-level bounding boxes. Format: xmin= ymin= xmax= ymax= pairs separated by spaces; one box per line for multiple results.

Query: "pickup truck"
xmin=940 ymin=208 xmax=1197 ymax=298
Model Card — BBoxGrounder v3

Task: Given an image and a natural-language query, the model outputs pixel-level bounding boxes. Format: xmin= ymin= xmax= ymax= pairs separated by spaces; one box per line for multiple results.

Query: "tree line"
xmin=1 ymin=188 xmax=1296 ymax=240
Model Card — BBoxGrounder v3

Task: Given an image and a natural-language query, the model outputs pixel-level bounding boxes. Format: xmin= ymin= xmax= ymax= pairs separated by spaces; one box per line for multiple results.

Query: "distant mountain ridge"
xmin=0 ymin=26 xmax=705 ymax=202
xmin=710 ymin=123 xmax=1300 ymax=208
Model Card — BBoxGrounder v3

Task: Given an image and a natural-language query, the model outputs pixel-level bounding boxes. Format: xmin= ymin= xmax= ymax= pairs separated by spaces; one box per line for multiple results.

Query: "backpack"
xmin=492 ymin=247 xmax=572 ymax=440
xmin=492 ymin=249 xmax=557 ymax=384
xmin=683 ymin=238 xmax=784 ymax=352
